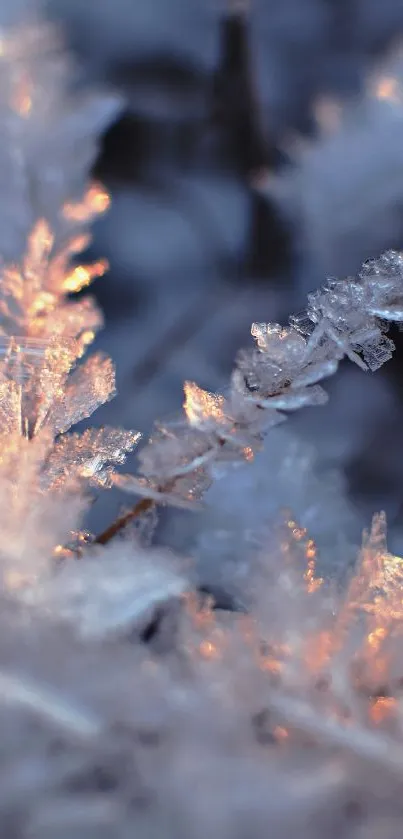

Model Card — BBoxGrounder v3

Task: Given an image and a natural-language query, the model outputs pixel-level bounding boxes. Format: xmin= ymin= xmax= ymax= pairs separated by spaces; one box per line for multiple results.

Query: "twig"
xmin=94 ymin=497 xmax=155 ymax=545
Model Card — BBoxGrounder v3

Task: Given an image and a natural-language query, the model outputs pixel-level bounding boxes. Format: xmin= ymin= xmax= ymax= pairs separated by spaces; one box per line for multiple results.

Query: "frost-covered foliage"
xmin=0 ymin=5 xmax=139 ymax=583
xmin=3 ymin=518 xmax=403 ymax=839
xmin=115 ymin=250 xmax=403 ymax=511
xmin=169 ymin=425 xmax=361 ymax=605
xmin=269 ymin=50 xmax=403 ymax=277
xmin=4 ymin=4 xmax=403 ymax=839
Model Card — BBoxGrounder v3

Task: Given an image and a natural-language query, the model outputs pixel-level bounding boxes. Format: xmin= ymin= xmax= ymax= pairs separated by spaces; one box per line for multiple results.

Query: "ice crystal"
xmin=46 ymin=427 xmax=140 ymax=491
xmin=0 ymin=11 xmax=139 ymax=588
xmin=0 ymin=215 xmax=107 ymax=346
xmin=116 ymin=250 xmax=403 ymax=512
xmin=0 ymin=218 xmax=140 ymax=495
xmin=4 ymin=9 xmax=403 ymax=837
xmin=0 ymin=11 xmax=137 ymax=449
xmin=239 ymin=510 xmax=403 ymax=724
xmin=3 ymin=510 xmax=403 ymax=839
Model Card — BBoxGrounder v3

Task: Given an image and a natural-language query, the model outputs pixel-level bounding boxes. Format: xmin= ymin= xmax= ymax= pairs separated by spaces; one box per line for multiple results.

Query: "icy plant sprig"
xmin=0 ymin=9 xmax=140 ymax=581
xmin=105 ymin=249 xmax=403 ymax=538
xmin=0 ymin=9 xmax=120 ymax=262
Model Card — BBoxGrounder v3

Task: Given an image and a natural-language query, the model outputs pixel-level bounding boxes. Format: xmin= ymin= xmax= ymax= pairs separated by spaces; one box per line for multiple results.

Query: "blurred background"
xmin=44 ymin=0 xmax=403 ymax=554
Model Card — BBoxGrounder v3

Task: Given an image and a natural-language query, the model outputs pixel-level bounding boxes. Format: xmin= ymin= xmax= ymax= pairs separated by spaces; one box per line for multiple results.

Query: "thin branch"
xmin=94 ymin=497 xmax=155 ymax=546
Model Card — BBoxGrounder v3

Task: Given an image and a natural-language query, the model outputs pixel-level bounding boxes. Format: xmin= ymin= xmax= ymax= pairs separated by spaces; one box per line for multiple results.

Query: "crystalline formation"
xmin=0 ymin=12 xmax=139 ymax=578
xmin=1 ymin=10 xmax=403 ymax=838
xmin=116 ymin=250 xmax=403 ymax=511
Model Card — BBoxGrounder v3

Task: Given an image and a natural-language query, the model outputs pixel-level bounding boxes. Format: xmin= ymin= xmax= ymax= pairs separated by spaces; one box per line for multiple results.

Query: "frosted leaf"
xmin=0 ymin=332 xmax=133 ymax=489
xmin=226 ymin=388 xmax=286 ymax=442
xmin=46 ymin=353 xmax=116 ymax=436
xmin=182 ymin=381 xmax=265 ymax=457
xmin=119 ymin=249 xmax=403 ymax=511
xmin=307 ymin=283 xmax=366 ymax=336
xmin=343 ymin=513 xmax=389 ymax=620
xmin=333 ymin=513 xmax=403 ymax=691
xmin=46 ymin=427 xmax=141 ymax=490
xmin=289 ymin=309 xmax=316 ymax=337
xmin=0 ymin=218 xmax=105 ymax=343
xmin=0 ymin=334 xmax=75 ymax=434
xmin=297 ymin=252 xmax=403 ymax=376
xmin=185 ymin=381 xmax=281 ymax=446
xmin=0 ymin=204 xmax=114 ymax=437
xmin=45 ymin=297 xmax=103 ymax=348
xmin=238 ymin=320 xmax=336 ymax=409
xmin=130 ymin=382 xmax=273 ymax=510
xmin=33 ymin=339 xmax=79 ymax=433
xmin=248 ymin=325 xmax=309 ymax=393
xmin=138 ymin=422 xmax=214 ymax=482
xmin=359 ymin=250 xmax=403 ymax=283
xmin=251 ymin=323 xmax=307 ymax=364
xmin=0 ymin=153 xmax=135 ymax=474
xmin=359 ymin=335 xmax=395 ymax=372
xmin=235 ymin=347 xmax=292 ymax=396
xmin=0 ymin=378 xmax=22 ymax=433
xmin=0 ymin=9 xmax=141 ymax=547
xmin=236 ymin=334 xmax=331 ymax=416
xmin=183 ymin=382 xmax=226 ymax=430
xmin=291 ymin=267 xmax=396 ymax=370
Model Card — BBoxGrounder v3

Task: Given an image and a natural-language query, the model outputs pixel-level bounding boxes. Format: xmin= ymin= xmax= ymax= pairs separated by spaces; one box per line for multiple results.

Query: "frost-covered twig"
xmin=94 ymin=496 xmax=155 ymax=545
xmin=111 ymin=250 xmax=403 ymax=526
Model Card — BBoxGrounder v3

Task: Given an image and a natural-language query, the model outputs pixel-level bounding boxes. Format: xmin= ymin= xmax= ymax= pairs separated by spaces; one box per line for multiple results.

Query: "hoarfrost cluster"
xmin=1 ymin=4 xmax=403 ymax=839
xmin=116 ymin=249 xmax=403 ymax=513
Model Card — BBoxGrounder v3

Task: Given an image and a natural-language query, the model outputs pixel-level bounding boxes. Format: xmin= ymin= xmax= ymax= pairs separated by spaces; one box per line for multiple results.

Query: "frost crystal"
xmin=0 ymin=11 xmax=139 ymax=585
xmin=117 ymin=250 xmax=403 ymax=511
xmin=3 ymin=8 xmax=403 ymax=836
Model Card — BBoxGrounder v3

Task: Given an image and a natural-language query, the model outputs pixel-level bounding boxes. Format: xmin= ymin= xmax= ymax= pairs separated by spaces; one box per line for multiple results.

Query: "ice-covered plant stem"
xmin=108 ymin=250 xmax=403 ymax=536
